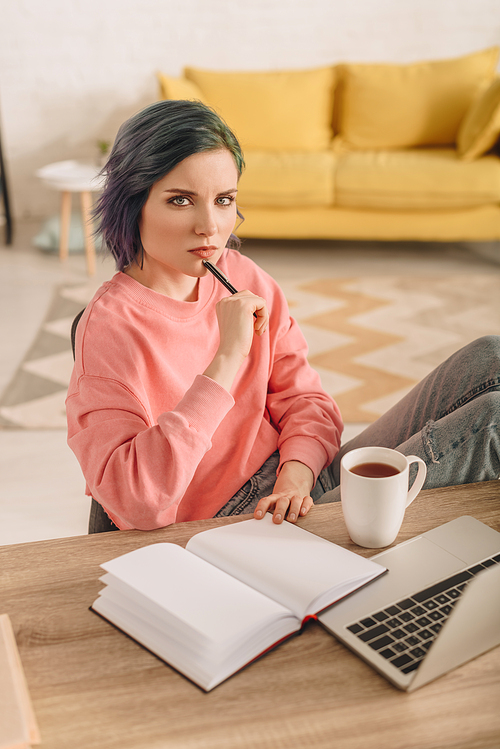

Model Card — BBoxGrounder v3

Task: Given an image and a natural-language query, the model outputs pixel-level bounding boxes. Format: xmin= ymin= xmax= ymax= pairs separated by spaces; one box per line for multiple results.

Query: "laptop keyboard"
xmin=347 ymin=553 xmax=500 ymax=675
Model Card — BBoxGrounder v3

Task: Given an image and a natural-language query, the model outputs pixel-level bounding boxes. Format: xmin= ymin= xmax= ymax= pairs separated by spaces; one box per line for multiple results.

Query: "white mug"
xmin=340 ymin=446 xmax=427 ymax=548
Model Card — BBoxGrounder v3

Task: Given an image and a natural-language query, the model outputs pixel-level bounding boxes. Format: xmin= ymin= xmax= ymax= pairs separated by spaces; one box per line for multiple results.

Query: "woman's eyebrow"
xmin=163 ymin=187 xmax=238 ymax=196
xmin=163 ymin=188 xmax=198 ymax=196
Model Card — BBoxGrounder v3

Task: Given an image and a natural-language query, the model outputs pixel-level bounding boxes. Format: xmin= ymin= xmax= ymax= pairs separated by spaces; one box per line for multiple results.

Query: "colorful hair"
xmin=94 ymin=99 xmax=245 ymax=271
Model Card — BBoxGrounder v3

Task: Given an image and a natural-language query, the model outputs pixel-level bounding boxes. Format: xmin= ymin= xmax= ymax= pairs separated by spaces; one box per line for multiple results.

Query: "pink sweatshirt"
xmin=66 ymin=249 xmax=343 ymax=530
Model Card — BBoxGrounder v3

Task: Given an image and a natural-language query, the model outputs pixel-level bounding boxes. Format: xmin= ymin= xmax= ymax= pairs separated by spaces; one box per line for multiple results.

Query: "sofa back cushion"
xmin=237 ymin=151 xmax=335 ymax=208
xmin=457 ymin=77 xmax=500 ymax=160
xmin=156 ymin=72 xmax=208 ymax=103
xmin=183 ymin=66 xmax=336 ymax=152
xmin=338 ymin=47 xmax=499 ymax=150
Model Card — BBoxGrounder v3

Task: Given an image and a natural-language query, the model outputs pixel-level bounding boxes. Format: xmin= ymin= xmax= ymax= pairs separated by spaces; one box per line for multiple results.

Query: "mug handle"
xmin=405 ymin=456 xmax=427 ymax=507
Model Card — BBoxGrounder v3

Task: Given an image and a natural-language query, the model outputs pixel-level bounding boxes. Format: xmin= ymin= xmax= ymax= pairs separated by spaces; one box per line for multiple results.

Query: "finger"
xmin=254 ymin=491 xmax=291 ymax=520
xmin=254 ymin=492 xmax=313 ymax=523
xmin=254 ymin=315 xmax=268 ymax=335
xmin=235 ymin=291 xmax=268 ymax=333
xmin=252 ymin=303 xmax=268 ymax=335
xmin=254 ymin=493 xmax=279 ymax=519
xmin=282 ymin=494 xmax=314 ymax=523
xmin=255 ymin=321 xmax=268 ymax=336
xmin=298 ymin=495 xmax=314 ymax=518
xmin=286 ymin=495 xmax=307 ymax=523
xmin=271 ymin=495 xmax=294 ymax=524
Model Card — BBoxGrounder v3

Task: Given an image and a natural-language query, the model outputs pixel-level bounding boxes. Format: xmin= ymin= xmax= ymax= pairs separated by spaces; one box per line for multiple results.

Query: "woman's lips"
xmin=189 ymin=247 xmax=217 ymax=258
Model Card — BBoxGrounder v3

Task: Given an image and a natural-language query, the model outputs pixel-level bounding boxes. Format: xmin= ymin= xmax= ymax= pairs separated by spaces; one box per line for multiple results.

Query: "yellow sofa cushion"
xmin=183 ymin=66 xmax=336 ymax=152
xmin=335 ymin=148 xmax=500 ymax=209
xmin=457 ymin=77 xmax=500 ymax=160
xmin=338 ymin=48 xmax=499 ymax=150
xmin=236 ymin=205 xmax=500 ymax=242
xmin=156 ymin=72 xmax=207 ymax=103
xmin=237 ymin=152 xmax=335 ymax=208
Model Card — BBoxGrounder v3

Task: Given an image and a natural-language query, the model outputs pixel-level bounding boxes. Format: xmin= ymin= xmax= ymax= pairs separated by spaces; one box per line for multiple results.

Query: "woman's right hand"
xmin=203 ymin=291 xmax=269 ymax=391
xmin=216 ymin=290 xmax=268 ymax=359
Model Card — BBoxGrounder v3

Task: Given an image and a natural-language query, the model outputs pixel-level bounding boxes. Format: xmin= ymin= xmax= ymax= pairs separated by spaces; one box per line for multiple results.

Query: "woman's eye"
xmin=170 ymin=196 xmax=190 ymax=206
xmin=216 ymin=196 xmax=235 ymax=206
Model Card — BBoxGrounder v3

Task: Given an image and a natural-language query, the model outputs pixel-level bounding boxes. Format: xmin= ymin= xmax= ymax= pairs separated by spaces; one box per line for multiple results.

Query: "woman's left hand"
xmin=254 ymin=460 xmax=315 ymax=524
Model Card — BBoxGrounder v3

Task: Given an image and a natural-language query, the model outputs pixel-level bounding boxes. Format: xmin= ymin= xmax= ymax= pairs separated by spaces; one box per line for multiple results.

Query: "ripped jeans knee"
xmin=422 ymin=421 xmax=441 ymax=465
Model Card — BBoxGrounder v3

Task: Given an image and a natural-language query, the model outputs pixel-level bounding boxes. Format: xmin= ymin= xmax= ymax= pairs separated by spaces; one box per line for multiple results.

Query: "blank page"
xmin=100 ymin=543 xmax=294 ymax=646
xmin=187 ymin=514 xmax=385 ymax=619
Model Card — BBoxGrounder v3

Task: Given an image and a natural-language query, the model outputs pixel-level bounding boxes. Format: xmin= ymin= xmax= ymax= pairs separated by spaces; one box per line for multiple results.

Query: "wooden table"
xmin=1 ymin=482 xmax=499 ymax=749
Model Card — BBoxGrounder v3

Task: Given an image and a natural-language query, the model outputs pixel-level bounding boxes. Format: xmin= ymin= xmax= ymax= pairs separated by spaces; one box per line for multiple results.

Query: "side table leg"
xmin=59 ymin=190 xmax=72 ymax=262
xmin=80 ymin=191 xmax=96 ymax=276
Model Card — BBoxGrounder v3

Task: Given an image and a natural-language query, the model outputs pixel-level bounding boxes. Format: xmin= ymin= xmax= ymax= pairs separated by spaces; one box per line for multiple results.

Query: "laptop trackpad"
xmin=323 ymin=536 xmax=465 ymax=626
xmin=371 ymin=536 xmax=466 ymax=598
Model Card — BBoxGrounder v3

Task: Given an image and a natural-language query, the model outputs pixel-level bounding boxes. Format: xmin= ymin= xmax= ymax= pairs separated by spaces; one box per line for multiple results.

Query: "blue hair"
xmin=94 ymin=99 xmax=245 ymax=271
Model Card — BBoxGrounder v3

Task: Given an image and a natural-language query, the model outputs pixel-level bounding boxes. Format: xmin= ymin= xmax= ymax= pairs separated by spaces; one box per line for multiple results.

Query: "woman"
xmin=66 ymin=99 xmax=500 ymax=533
xmin=66 ymin=99 xmax=343 ymax=531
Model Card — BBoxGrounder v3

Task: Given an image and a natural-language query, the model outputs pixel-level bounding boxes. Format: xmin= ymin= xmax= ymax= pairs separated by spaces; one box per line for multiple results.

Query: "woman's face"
xmin=137 ymin=148 xmax=239 ymax=299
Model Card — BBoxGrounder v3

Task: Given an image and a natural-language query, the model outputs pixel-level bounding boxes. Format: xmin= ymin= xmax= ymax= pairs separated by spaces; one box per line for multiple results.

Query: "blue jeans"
xmin=217 ymin=336 xmax=500 ymax=515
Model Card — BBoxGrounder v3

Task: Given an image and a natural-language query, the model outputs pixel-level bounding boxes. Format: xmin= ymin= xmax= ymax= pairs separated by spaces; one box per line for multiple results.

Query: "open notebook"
xmin=92 ymin=514 xmax=386 ymax=691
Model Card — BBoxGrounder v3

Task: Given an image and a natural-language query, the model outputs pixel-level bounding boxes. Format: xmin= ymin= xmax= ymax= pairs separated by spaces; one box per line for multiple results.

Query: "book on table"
xmin=0 ymin=614 xmax=40 ymax=749
xmin=91 ymin=513 xmax=386 ymax=691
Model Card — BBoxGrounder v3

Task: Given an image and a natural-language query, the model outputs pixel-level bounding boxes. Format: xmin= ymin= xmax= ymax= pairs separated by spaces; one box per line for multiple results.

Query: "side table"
xmin=36 ymin=160 xmax=106 ymax=275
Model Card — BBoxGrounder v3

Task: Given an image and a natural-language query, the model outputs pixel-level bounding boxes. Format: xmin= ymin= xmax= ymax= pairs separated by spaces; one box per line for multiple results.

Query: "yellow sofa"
xmin=157 ymin=48 xmax=500 ymax=242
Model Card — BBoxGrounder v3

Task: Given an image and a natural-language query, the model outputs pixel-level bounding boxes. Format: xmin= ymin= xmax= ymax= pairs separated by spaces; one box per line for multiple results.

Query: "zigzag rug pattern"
xmin=0 ymin=282 xmax=99 ymax=429
xmin=0 ymin=275 xmax=498 ymax=428
xmin=285 ymin=274 xmax=500 ymax=422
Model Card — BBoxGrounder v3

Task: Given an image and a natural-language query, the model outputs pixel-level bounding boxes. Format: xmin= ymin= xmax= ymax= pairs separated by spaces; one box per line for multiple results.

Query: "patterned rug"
xmin=0 ymin=281 xmax=100 ymax=429
xmin=282 ymin=274 xmax=500 ymax=421
xmin=1 ymin=275 xmax=498 ymax=428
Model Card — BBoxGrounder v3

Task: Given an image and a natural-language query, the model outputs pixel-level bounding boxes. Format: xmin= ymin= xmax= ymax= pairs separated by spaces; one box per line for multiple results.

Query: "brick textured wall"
xmin=1 ymin=0 xmax=499 ymax=217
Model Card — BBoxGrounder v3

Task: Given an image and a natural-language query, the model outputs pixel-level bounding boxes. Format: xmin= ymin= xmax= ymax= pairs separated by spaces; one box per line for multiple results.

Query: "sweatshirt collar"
xmin=113 ymin=270 xmax=217 ymax=320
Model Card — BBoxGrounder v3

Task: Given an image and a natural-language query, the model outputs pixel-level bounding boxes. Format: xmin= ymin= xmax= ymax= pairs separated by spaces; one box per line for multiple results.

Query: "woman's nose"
xmin=194 ymin=205 xmax=217 ymax=237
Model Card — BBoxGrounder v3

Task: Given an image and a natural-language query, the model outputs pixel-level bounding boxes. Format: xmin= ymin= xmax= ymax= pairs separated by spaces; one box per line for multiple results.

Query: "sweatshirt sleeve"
xmin=66 ymin=373 xmax=234 ymax=530
xmin=266 ymin=311 xmax=343 ymax=482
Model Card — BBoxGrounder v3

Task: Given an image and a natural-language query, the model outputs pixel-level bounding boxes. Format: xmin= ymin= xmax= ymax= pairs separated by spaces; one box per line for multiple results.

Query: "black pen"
xmin=202 ymin=259 xmax=239 ymax=294
xmin=203 ymin=260 xmax=258 ymax=317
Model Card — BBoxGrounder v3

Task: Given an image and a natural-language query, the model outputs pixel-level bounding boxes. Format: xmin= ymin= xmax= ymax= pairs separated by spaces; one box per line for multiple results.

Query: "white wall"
xmin=1 ymin=0 xmax=499 ymax=218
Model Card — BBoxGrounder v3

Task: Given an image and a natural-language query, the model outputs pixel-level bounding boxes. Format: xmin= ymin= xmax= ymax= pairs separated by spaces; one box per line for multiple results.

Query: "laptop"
xmin=318 ymin=515 xmax=500 ymax=691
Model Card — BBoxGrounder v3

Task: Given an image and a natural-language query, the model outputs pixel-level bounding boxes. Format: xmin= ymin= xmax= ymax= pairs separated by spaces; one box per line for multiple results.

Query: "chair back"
xmin=70 ymin=308 xmax=86 ymax=359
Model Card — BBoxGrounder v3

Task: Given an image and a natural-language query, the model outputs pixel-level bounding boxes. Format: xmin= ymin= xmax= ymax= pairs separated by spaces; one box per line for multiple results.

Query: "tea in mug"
xmin=350 ymin=462 xmax=400 ymax=478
